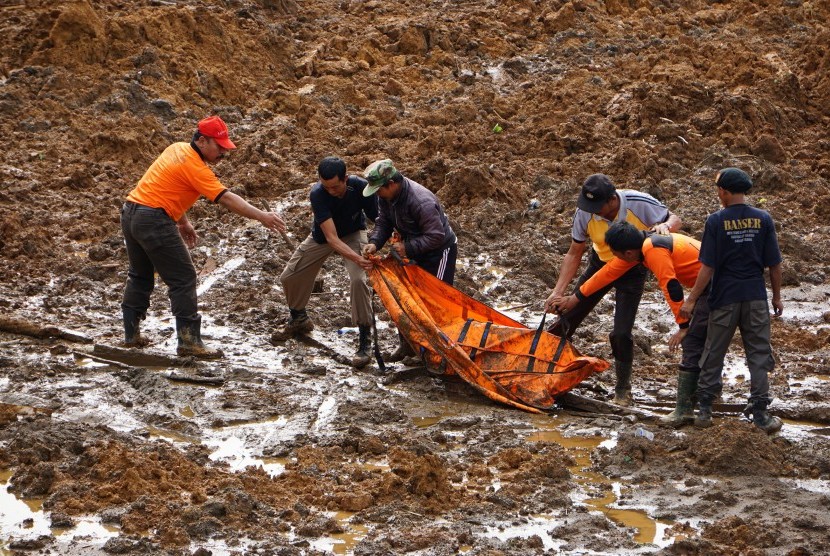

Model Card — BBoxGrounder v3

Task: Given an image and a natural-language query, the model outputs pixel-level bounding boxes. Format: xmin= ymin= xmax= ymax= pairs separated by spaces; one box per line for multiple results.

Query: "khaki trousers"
xmin=279 ymin=230 xmax=371 ymax=326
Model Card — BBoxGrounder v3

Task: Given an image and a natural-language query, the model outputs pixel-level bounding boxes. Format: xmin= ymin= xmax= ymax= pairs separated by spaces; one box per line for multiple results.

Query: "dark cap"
xmin=715 ymin=167 xmax=752 ymax=193
xmin=577 ymin=174 xmax=616 ymax=213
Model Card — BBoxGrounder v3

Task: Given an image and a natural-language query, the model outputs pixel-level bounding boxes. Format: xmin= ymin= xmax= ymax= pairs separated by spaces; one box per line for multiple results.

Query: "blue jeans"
xmin=120 ymin=202 xmax=198 ymax=322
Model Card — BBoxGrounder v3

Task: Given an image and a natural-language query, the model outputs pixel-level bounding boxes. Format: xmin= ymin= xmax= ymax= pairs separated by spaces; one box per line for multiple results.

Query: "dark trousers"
xmin=697 ymin=299 xmax=774 ymax=405
xmin=679 ymin=287 xmax=711 ymax=375
xmin=120 ymin=202 xmax=198 ymax=323
xmin=549 ymin=249 xmax=647 ymax=363
xmin=414 ymin=241 xmax=457 ymax=286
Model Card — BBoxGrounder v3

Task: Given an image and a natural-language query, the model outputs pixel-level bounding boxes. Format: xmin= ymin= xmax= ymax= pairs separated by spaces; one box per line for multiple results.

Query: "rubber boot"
xmin=176 ymin=316 xmax=223 ymax=359
xmin=659 ymin=371 xmax=698 ymax=428
xmin=752 ymin=400 xmax=782 ymax=434
xmin=695 ymin=401 xmax=713 ymax=428
xmin=352 ymin=325 xmax=372 ymax=368
xmin=123 ymin=308 xmax=147 ymax=347
xmin=386 ymin=332 xmax=415 ymax=363
xmin=612 ymin=360 xmax=634 ymax=406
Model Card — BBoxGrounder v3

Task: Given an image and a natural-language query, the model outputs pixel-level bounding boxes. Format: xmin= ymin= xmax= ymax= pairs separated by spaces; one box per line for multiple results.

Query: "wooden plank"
xmin=0 ymin=316 xmax=92 ymax=344
xmin=161 ymin=371 xmax=224 ymax=386
xmin=92 ymin=344 xmax=191 ymax=367
xmin=557 ymin=392 xmax=660 ymax=420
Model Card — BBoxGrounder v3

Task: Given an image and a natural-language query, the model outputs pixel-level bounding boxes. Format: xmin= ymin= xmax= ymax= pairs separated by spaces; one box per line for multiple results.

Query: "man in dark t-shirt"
xmin=681 ymin=167 xmax=784 ymax=434
xmin=274 ymin=157 xmax=378 ymax=368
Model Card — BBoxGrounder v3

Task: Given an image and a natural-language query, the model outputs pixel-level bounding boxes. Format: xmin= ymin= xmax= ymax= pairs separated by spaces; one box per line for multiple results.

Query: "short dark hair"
xmin=605 ymin=221 xmax=646 ymax=252
xmin=318 ymin=157 xmax=347 ymax=181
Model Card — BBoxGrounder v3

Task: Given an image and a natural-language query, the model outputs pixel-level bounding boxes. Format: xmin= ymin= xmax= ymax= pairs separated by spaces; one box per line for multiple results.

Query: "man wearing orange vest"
xmin=545 ymin=174 xmax=682 ymax=406
xmin=121 ymin=116 xmax=285 ymax=358
xmin=556 ymin=221 xmax=707 ymax=427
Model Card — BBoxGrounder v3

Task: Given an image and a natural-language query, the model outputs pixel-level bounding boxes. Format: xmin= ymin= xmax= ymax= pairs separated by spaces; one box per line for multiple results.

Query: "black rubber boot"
xmin=695 ymin=401 xmax=713 ymax=428
xmin=659 ymin=371 xmax=698 ymax=428
xmin=752 ymin=400 xmax=782 ymax=434
xmin=176 ymin=316 xmax=223 ymax=359
xmin=352 ymin=325 xmax=372 ymax=368
xmin=386 ymin=332 xmax=415 ymax=362
xmin=123 ymin=308 xmax=146 ymax=347
xmin=612 ymin=360 xmax=633 ymax=406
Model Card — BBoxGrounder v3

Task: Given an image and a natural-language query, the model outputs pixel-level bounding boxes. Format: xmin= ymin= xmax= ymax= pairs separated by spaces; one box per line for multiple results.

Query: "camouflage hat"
xmin=363 ymin=159 xmax=398 ymax=197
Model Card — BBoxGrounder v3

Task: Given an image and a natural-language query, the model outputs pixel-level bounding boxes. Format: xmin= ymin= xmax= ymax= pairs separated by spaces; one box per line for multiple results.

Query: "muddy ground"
xmin=2 ymin=0 xmax=830 ymax=554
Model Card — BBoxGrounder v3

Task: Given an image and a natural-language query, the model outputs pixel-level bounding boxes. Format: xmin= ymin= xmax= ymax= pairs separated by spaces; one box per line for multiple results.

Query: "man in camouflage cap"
xmin=362 ymin=159 xmax=458 ymax=362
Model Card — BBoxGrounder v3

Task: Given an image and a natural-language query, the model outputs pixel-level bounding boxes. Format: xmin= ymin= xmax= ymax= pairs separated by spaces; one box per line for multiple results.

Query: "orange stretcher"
xmin=368 ymin=257 xmax=609 ymax=413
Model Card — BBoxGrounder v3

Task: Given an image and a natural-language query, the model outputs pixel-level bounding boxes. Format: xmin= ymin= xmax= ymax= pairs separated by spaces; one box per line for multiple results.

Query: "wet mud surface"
xmin=2 ymin=0 xmax=830 ymax=554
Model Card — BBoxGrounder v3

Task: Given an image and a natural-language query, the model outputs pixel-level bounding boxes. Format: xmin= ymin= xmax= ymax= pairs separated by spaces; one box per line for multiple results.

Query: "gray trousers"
xmin=279 ymin=231 xmax=371 ymax=326
xmin=697 ymin=299 xmax=775 ymax=405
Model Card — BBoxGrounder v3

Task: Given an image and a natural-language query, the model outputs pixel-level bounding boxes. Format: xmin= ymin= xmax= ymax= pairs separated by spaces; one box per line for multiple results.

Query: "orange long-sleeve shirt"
xmin=579 ymin=233 xmax=702 ymax=327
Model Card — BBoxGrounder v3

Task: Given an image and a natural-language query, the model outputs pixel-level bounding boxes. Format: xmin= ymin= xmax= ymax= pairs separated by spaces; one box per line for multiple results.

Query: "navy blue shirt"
xmin=699 ymin=204 xmax=782 ymax=310
xmin=309 ymin=176 xmax=378 ymax=244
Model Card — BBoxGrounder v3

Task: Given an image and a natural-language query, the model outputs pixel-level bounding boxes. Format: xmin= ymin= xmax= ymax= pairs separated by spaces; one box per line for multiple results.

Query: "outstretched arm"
xmin=218 ymin=191 xmax=286 ymax=234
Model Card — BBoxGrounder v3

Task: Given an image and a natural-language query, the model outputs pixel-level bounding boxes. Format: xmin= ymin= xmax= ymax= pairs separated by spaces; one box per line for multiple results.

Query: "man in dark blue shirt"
xmin=274 ymin=157 xmax=378 ymax=368
xmin=681 ymin=168 xmax=783 ymax=433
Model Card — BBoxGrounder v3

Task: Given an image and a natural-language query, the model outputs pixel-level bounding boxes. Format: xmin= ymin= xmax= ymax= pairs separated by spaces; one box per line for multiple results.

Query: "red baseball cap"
xmin=197 ymin=116 xmax=236 ymax=150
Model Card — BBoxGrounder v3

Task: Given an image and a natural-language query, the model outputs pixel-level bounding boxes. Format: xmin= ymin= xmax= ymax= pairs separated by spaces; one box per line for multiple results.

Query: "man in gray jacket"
xmin=362 ymin=159 xmax=457 ymax=361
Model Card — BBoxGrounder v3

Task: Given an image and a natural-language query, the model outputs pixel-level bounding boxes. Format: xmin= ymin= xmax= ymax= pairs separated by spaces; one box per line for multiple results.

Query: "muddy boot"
xmin=752 ymin=400 xmax=782 ymax=434
xmin=122 ymin=308 xmax=147 ymax=347
xmin=176 ymin=316 xmax=223 ymax=359
xmin=386 ymin=333 xmax=415 ymax=363
xmin=612 ymin=360 xmax=634 ymax=406
xmin=659 ymin=371 xmax=698 ymax=428
xmin=352 ymin=325 xmax=372 ymax=368
xmin=270 ymin=309 xmax=314 ymax=342
xmin=695 ymin=401 xmax=713 ymax=428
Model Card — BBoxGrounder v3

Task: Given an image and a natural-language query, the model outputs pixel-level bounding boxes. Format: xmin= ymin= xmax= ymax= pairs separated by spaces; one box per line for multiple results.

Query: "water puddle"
xmin=0 ymin=470 xmax=118 ymax=554
xmin=483 ymin=516 xmax=568 ymax=552
xmin=147 ymin=426 xmax=200 ymax=445
xmin=202 ymin=415 xmax=305 ymax=477
xmin=526 ymin=415 xmax=676 ymax=546
xmin=52 ymin=388 xmax=144 ymax=432
xmin=307 ymin=511 xmax=369 ymax=554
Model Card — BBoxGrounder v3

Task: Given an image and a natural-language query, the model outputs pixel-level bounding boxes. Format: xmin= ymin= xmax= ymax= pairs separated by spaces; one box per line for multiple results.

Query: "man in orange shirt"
xmin=554 ymin=221 xmax=708 ymax=427
xmin=121 ymin=116 xmax=285 ymax=358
